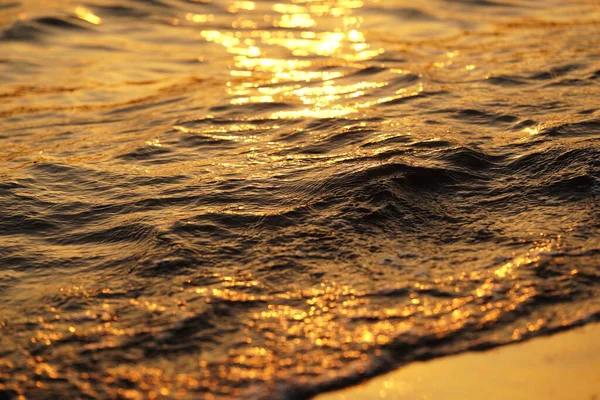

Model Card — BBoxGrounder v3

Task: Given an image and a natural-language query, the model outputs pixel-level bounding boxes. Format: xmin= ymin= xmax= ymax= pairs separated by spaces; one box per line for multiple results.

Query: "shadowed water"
xmin=1 ymin=0 xmax=599 ymax=398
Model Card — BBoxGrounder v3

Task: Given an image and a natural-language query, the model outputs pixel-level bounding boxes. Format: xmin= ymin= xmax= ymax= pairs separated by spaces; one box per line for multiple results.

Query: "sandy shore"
xmin=316 ymin=322 xmax=600 ymax=400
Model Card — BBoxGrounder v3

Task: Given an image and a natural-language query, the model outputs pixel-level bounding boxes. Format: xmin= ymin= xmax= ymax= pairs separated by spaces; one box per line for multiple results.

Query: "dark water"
xmin=1 ymin=0 xmax=599 ymax=398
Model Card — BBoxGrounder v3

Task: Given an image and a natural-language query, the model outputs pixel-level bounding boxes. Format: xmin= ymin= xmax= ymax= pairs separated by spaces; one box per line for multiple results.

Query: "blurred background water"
xmin=0 ymin=0 xmax=599 ymax=398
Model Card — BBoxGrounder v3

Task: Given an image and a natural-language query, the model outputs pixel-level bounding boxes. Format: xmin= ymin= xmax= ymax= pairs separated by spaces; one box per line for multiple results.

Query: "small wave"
xmin=540 ymin=118 xmax=600 ymax=137
xmin=1 ymin=15 xmax=95 ymax=41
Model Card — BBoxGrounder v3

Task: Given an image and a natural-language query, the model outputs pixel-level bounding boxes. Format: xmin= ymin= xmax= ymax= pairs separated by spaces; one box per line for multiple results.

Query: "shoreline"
xmin=315 ymin=322 xmax=600 ymax=400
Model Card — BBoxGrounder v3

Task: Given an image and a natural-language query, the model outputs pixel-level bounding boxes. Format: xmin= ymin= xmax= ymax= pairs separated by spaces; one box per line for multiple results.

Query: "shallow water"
xmin=1 ymin=0 xmax=599 ymax=398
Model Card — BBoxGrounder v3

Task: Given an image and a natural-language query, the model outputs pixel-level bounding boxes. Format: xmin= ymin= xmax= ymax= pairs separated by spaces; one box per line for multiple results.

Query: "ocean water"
xmin=1 ymin=0 xmax=599 ymax=398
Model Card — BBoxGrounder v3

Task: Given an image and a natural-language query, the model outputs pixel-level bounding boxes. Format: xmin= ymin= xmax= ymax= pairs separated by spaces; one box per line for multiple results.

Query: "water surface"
xmin=1 ymin=0 xmax=599 ymax=398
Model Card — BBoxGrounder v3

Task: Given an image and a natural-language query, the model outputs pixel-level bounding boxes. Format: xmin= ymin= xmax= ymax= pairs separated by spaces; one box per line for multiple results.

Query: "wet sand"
xmin=316 ymin=322 xmax=600 ymax=400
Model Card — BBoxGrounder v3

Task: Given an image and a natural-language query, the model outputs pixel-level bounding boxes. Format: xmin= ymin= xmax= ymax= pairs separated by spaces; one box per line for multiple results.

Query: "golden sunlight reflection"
xmin=75 ymin=6 xmax=102 ymax=25
xmin=200 ymin=0 xmax=385 ymax=119
xmin=0 ymin=233 xmax=589 ymax=399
